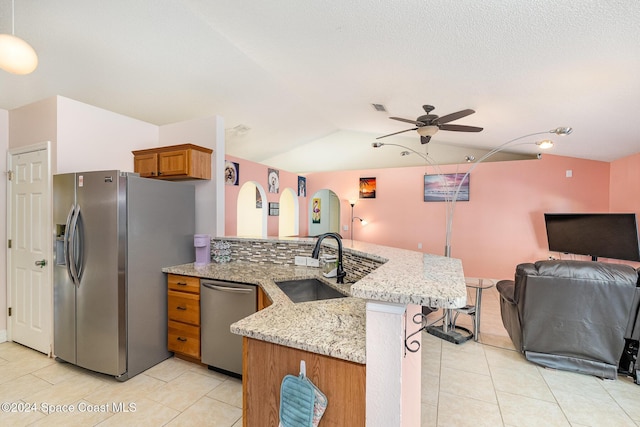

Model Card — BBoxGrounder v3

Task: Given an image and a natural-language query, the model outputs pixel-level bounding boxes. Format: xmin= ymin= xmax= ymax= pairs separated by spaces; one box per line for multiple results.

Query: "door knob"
xmin=35 ymin=259 xmax=47 ymax=268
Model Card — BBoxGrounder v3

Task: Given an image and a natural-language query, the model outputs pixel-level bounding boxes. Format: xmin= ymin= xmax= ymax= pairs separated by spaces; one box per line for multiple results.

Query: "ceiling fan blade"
xmin=439 ymin=124 xmax=483 ymax=132
xmin=390 ymin=117 xmax=426 ymax=126
xmin=420 ymin=135 xmax=431 ymax=144
xmin=375 ymin=127 xmax=418 ymax=139
xmin=436 ymin=109 xmax=475 ymax=124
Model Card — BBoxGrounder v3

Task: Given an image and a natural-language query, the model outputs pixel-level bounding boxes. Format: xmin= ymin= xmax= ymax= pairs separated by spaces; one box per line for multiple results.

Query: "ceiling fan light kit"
xmin=0 ymin=0 xmax=38 ymax=75
xmin=416 ymin=126 xmax=439 ymax=137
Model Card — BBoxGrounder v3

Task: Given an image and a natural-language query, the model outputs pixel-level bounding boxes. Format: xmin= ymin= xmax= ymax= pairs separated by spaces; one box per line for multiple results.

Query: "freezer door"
xmin=75 ymin=171 xmax=127 ymax=376
xmin=53 ymin=173 xmax=77 ymax=364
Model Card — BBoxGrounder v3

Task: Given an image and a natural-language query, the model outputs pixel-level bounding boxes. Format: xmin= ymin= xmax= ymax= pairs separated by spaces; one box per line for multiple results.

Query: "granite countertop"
xmin=162 ymin=238 xmax=466 ymax=365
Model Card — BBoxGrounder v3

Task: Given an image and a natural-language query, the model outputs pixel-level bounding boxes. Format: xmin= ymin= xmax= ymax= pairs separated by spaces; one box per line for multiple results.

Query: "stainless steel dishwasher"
xmin=200 ymin=279 xmax=257 ymax=377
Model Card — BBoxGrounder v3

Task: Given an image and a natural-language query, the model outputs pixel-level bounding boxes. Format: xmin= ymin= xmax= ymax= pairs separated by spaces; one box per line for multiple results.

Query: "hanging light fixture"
xmin=0 ymin=0 xmax=38 ymax=75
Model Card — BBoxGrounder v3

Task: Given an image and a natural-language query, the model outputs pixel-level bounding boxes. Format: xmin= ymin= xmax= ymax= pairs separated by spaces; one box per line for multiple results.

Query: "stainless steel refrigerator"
xmin=53 ymin=171 xmax=195 ymax=381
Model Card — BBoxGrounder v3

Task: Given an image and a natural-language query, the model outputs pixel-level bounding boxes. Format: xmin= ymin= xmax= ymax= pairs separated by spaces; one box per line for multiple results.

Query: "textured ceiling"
xmin=1 ymin=0 xmax=638 ymax=173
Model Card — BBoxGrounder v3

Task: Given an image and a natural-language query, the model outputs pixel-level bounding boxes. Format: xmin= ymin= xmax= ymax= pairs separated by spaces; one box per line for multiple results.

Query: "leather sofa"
xmin=497 ymin=260 xmax=640 ymax=379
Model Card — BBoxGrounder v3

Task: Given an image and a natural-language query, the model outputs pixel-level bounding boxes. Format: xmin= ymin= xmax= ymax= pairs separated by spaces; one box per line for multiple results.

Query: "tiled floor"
xmin=421 ymin=286 xmax=640 ymax=427
xmin=1 ymin=287 xmax=639 ymax=426
xmin=0 ymin=346 xmax=243 ymax=427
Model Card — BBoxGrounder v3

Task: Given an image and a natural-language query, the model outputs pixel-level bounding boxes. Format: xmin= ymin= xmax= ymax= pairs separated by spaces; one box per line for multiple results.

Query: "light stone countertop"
xmin=162 ymin=238 xmax=466 ymax=364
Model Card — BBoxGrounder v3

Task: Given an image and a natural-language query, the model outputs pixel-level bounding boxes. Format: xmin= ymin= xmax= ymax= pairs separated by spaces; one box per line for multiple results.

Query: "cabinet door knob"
xmin=176 ymin=337 xmax=187 ymax=342
xmin=176 ymin=305 xmax=187 ymax=310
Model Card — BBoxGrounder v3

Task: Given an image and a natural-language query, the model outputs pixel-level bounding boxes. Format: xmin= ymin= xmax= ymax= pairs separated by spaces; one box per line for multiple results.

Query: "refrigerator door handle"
xmin=202 ymin=282 xmax=254 ymax=294
xmin=68 ymin=204 xmax=82 ymax=286
xmin=63 ymin=204 xmax=75 ymax=283
xmin=74 ymin=207 xmax=85 ymax=283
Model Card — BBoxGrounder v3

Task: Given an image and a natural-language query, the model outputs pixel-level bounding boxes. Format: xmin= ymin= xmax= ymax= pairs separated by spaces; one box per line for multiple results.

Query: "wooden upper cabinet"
xmin=133 ymin=152 xmax=159 ymax=178
xmin=132 ymin=144 xmax=213 ymax=180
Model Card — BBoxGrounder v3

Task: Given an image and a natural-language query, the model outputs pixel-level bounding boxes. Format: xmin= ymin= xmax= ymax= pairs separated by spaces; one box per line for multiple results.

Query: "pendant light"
xmin=0 ymin=0 xmax=38 ymax=75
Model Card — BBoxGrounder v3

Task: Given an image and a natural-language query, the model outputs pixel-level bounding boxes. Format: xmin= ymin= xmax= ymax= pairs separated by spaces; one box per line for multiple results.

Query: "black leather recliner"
xmin=497 ymin=260 xmax=640 ymax=379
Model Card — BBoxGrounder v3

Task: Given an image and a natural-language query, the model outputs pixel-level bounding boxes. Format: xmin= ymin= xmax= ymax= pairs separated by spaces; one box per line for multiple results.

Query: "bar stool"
xmin=450 ymin=277 xmax=495 ymax=342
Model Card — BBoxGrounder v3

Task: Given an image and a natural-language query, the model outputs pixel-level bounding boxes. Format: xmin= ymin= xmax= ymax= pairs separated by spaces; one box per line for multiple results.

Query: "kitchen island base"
xmin=243 ymin=337 xmax=366 ymax=426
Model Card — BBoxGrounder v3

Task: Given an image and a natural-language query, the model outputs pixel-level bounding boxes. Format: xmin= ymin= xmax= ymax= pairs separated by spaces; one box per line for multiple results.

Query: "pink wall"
xmin=224 ymin=155 xmax=308 ymax=237
xmin=609 ymin=152 xmax=640 ymax=269
xmin=610 ymin=152 xmax=640 ymax=213
xmin=306 ymin=155 xmax=612 ymax=279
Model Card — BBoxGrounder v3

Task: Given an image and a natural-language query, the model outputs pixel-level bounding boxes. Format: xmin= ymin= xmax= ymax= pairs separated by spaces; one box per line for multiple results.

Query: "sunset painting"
xmin=424 ymin=173 xmax=470 ymax=202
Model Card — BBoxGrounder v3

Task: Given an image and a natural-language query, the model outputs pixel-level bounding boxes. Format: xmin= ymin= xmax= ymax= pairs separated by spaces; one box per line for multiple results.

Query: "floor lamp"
xmin=349 ymin=200 xmax=367 ymax=241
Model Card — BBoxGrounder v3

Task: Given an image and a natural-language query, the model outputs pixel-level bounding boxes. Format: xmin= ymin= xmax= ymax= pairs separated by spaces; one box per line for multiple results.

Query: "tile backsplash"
xmin=211 ymin=238 xmax=384 ymax=282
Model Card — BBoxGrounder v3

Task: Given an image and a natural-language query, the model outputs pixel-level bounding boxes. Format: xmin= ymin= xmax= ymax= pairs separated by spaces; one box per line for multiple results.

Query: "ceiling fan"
xmin=376 ymin=104 xmax=483 ymax=144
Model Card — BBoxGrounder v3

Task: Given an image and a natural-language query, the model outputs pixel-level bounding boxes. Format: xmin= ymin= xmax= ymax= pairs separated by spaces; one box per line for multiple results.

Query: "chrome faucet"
xmin=311 ymin=232 xmax=346 ymax=284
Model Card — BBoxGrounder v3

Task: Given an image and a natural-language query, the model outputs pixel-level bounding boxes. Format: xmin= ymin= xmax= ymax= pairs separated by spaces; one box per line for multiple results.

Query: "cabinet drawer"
xmin=168 ymin=320 xmax=200 ymax=358
xmin=168 ymin=274 xmax=200 ymax=294
xmin=168 ymin=291 xmax=200 ymax=325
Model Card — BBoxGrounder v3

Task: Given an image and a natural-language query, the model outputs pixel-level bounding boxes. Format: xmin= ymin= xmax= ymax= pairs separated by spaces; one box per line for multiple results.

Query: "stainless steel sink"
xmin=275 ymin=278 xmax=347 ymax=303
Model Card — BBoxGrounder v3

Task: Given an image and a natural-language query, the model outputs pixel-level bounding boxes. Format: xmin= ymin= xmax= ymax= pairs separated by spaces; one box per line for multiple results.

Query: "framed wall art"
xmin=312 ymin=198 xmax=321 ymax=223
xmin=424 ymin=173 xmax=470 ymax=202
xmin=256 ymin=187 xmax=263 ymax=208
xmin=268 ymin=202 xmax=280 ymax=216
xmin=224 ymin=160 xmax=239 ymax=185
xmin=298 ymin=176 xmax=306 ymax=197
xmin=359 ymin=177 xmax=376 ymax=199
xmin=268 ymin=168 xmax=280 ymax=194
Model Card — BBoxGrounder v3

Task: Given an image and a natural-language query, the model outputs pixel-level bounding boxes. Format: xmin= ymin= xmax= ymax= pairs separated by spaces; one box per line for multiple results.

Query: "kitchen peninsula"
xmin=162 ymin=237 xmax=466 ymax=426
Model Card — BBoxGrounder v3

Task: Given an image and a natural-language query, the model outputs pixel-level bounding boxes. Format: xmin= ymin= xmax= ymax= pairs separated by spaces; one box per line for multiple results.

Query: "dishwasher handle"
xmin=202 ymin=282 xmax=254 ymax=294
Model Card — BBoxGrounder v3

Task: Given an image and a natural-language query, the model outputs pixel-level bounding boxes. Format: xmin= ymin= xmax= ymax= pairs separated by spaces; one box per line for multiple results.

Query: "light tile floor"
xmin=421 ymin=286 xmax=640 ymax=427
xmin=0 ymin=286 xmax=639 ymax=426
xmin=0 ymin=346 xmax=243 ymax=427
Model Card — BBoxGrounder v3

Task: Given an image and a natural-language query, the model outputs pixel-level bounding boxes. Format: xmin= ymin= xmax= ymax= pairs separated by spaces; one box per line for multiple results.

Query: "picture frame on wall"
xmin=268 ymin=202 xmax=280 ymax=216
xmin=256 ymin=187 xmax=263 ymax=208
xmin=224 ymin=160 xmax=239 ymax=185
xmin=359 ymin=177 xmax=376 ymax=199
xmin=424 ymin=173 xmax=470 ymax=202
xmin=298 ymin=176 xmax=306 ymax=197
xmin=268 ymin=168 xmax=280 ymax=194
xmin=312 ymin=198 xmax=321 ymax=223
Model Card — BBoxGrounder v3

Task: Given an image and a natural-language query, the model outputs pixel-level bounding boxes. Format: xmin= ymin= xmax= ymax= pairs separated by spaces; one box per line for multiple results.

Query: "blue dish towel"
xmin=279 ymin=374 xmax=328 ymax=427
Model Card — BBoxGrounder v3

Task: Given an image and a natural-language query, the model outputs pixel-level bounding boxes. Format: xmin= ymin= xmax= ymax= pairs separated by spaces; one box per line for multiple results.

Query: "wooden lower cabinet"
xmin=167 ymin=274 xmax=201 ymax=360
xmin=243 ymin=337 xmax=366 ymax=426
xmin=257 ymin=287 xmax=272 ymax=311
xmin=167 ymin=290 xmax=200 ymax=325
xmin=168 ymin=320 xmax=200 ymax=359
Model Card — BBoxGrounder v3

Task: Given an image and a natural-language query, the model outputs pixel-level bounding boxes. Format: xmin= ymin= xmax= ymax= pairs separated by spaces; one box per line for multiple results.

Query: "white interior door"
xmin=7 ymin=144 xmax=52 ymax=355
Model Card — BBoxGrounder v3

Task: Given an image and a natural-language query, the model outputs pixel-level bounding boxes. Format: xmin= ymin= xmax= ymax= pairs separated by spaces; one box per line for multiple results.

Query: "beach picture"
xmin=359 ymin=177 xmax=376 ymax=199
xmin=424 ymin=173 xmax=470 ymax=202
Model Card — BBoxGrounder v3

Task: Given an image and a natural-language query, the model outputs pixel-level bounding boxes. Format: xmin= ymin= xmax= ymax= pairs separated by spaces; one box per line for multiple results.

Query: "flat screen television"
xmin=544 ymin=213 xmax=640 ymax=262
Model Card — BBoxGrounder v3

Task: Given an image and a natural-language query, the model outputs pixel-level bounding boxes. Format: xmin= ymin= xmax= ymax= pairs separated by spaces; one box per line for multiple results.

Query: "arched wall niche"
xmin=237 ymin=181 xmax=267 ymax=238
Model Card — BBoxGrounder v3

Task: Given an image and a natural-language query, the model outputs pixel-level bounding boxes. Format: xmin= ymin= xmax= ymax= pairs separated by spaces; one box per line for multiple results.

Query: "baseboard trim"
xmin=0 ymin=329 xmax=7 ymax=343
